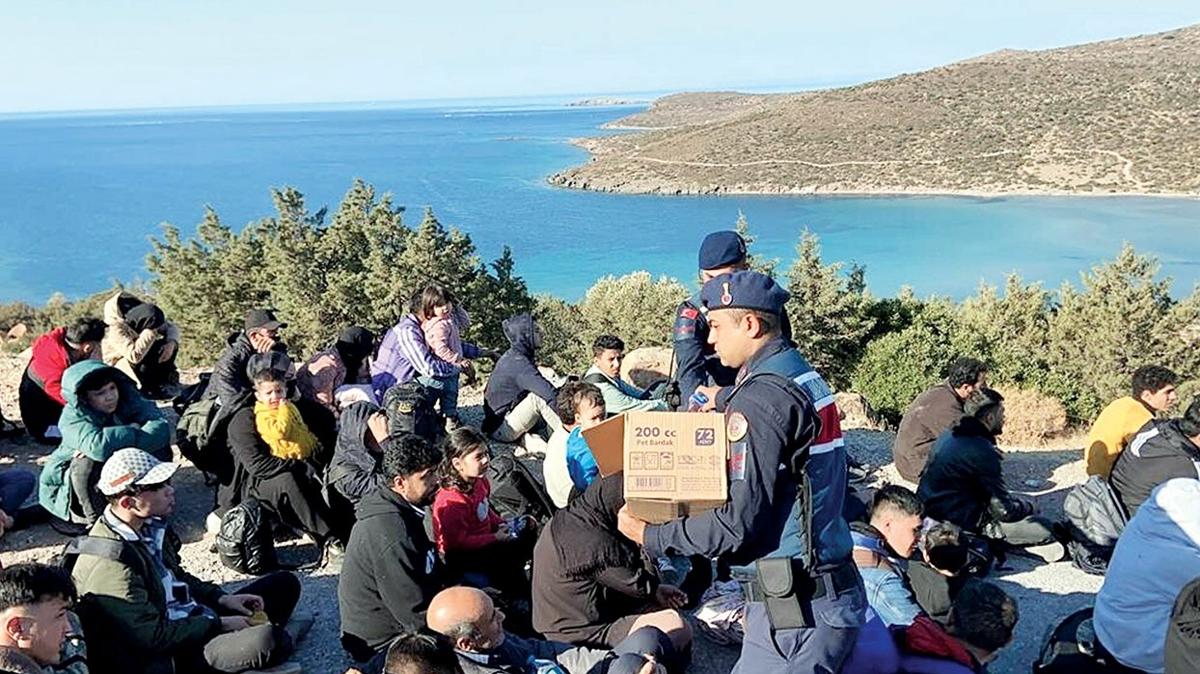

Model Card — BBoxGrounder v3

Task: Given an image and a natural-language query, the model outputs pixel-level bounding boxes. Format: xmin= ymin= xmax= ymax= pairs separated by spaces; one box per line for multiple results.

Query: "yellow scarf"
xmin=254 ymin=400 xmax=319 ymax=460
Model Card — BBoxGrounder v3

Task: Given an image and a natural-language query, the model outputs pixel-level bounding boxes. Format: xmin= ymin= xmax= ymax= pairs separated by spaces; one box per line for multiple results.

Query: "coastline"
xmin=551 ymin=138 xmax=1200 ymax=201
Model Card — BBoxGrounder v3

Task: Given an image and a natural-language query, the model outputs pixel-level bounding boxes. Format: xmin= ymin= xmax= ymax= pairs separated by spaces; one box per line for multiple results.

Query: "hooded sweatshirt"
xmin=1095 ymin=478 xmax=1200 ymax=673
xmin=38 ymin=360 xmax=172 ymax=521
xmin=102 ymin=292 xmax=181 ymax=385
xmin=532 ymin=474 xmax=658 ymax=644
xmin=327 ymin=401 xmax=390 ymax=507
xmin=482 ymin=314 xmax=558 ymax=434
xmin=339 ymin=486 xmax=441 ymax=656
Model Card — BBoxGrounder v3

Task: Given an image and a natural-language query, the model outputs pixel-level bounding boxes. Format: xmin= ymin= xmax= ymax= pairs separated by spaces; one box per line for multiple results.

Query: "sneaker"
xmin=284 ymin=611 xmax=315 ymax=644
xmin=244 ymin=660 xmax=303 ymax=674
xmin=1020 ymin=541 xmax=1067 ymax=563
xmin=206 ymin=511 xmax=223 ymax=536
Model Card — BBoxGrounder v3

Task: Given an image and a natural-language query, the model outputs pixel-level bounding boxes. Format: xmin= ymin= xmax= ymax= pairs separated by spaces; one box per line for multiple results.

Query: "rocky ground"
xmin=0 ymin=352 xmax=1099 ymax=674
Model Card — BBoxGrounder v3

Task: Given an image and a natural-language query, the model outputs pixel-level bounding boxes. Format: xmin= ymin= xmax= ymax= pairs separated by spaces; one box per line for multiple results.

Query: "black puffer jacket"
xmin=483 ymin=314 xmax=558 ymax=433
xmin=917 ymin=417 xmax=1030 ymax=532
xmin=207 ymin=332 xmax=257 ymax=407
xmin=327 ymin=401 xmax=389 ymax=507
xmin=1110 ymin=418 xmax=1200 ymax=517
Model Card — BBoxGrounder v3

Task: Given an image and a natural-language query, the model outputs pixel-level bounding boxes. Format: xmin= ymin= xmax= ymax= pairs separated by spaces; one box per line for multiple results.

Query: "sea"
xmin=1 ymin=101 xmax=1199 ymax=304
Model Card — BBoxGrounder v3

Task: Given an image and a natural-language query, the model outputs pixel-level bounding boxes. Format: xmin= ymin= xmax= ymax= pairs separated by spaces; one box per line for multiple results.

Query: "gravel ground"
xmin=0 ymin=352 xmax=1099 ymax=674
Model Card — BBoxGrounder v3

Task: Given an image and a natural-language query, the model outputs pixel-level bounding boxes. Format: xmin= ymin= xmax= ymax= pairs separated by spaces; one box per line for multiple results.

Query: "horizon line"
xmin=0 ymin=75 xmax=875 ymax=120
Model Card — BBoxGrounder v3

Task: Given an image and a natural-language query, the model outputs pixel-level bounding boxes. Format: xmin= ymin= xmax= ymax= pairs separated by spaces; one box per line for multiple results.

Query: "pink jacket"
xmin=421 ymin=307 xmax=471 ymax=368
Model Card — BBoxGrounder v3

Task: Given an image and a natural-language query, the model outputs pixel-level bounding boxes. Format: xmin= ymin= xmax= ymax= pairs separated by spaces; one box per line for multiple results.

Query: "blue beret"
xmin=698 ymin=231 xmax=747 ymax=270
xmin=700 ymin=271 xmax=790 ymax=316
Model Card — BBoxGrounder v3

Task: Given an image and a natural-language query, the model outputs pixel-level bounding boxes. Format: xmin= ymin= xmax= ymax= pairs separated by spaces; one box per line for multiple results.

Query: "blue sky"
xmin=4 ymin=1 xmax=1199 ymax=113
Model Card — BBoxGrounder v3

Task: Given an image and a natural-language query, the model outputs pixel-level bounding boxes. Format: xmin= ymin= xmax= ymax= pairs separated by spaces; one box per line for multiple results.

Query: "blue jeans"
xmin=419 ymin=374 xmax=460 ymax=418
xmin=0 ymin=469 xmax=36 ymax=514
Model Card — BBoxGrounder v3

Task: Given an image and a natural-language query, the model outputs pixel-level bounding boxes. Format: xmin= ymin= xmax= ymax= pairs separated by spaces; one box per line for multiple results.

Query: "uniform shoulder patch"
xmin=727 ymin=412 xmax=749 ymax=442
xmin=680 ymin=307 xmax=699 ymax=320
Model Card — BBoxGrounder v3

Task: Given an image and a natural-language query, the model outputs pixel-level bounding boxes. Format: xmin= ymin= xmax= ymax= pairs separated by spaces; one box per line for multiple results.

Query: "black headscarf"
xmin=335 ymin=326 xmax=376 ymax=376
xmin=125 ymin=302 xmax=165 ymax=333
xmin=548 ymin=472 xmax=640 ymax=575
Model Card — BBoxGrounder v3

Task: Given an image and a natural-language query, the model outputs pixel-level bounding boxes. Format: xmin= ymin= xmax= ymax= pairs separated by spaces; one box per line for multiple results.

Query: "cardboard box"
xmin=583 ymin=411 xmax=728 ymax=523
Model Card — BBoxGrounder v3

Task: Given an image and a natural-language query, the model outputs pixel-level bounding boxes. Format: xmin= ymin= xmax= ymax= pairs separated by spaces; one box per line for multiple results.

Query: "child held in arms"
xmin=255 ymin=365 xmax=320 ymax=461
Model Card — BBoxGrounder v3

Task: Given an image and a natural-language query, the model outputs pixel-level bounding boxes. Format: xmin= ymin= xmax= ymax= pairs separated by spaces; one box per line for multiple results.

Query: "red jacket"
xmin=28 ymin=327 xmax=74 ymax=405
xmin=432 ymin=478 xmax=504 ymax=553
xmin=901 ymin=615 xmax=978 ymax=671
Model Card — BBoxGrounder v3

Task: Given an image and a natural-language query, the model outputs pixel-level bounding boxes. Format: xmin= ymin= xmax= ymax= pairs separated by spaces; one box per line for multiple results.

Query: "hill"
xmin=550 ymin=26 xmax=1200 ymax=196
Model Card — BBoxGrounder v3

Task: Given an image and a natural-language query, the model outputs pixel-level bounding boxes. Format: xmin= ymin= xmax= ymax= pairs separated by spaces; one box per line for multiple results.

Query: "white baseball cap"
xmin=99 ymin=448 xmax=179 ymax=496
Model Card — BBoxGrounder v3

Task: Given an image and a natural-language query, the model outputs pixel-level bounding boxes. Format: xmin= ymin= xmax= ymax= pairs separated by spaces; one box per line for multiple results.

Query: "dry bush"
xmin=994 ymin=386 xmax=1070 ymax=447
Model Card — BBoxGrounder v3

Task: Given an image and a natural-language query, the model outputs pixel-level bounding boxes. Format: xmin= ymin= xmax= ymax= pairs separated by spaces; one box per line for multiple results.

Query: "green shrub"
xmin=850 ymin=299 xmax=963 ymax=423
xmin=147 ymin=180 xmax=532 ymax=366
xmin=784 ymin=230 xmax=875 ymax=389
xmin=533 ymin=295 xmax=588 ymax=375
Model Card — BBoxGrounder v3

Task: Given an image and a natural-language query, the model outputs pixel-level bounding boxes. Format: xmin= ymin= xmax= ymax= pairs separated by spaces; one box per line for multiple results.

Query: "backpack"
xmin=382 ymin=380 xmax=445 ymax=444
xmin=487 ymin=453 xmax=556 ymax=524
xmin=174 ymin=374 xmax=235 ymax=484
xmin=215 ymin=498 xmax=278 ymax=575
xmin=1064 ymin=476 xmax=1128 ymax=548
xmin=1032 ymin=606 xmax=1130 ymax=673
xmin=1166 ymin=577 xmax=1200 ymax=674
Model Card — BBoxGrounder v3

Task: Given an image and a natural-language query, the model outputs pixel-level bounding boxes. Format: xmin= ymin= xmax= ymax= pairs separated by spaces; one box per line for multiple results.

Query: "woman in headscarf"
xmin=531 ymin=473 xmax=693 ymax=659
xmin=101 ymin=291 xmax=181 ymax=399
xmin=296 ymin=326 xmax=376 ymax=415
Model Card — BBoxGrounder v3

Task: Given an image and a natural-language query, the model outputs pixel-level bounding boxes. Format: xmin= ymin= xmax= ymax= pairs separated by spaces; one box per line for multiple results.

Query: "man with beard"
xmin=918 ymin=389 xmax=1064 ymax=562
xmin=339 ymin=434 xmax=445 ymax=663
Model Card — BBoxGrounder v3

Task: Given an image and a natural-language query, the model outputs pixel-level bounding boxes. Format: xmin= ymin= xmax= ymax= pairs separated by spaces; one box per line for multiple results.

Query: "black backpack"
xmin=1032 ymin=606 xmax=1130 ymax=673
xmin=487 ymin=453 xmax=556 ymax=524
xmin=173 ymin=374 xmax=236 ymax=484
xmin=215 ymin=498 xmax=278 ymax=575
xmin=382 ymin=380 xmax=445 ymax=444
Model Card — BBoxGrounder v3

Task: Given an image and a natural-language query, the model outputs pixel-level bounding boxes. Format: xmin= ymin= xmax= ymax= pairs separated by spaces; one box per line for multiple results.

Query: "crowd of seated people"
xmin=6 ymin=234 xmax=1200 ymax=674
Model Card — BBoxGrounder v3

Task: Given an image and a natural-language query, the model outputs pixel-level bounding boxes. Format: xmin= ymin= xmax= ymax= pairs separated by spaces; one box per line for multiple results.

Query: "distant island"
xmin=550 ymin=25 xmax=1200 ymax=197
xmin=566 ymin=97 xmax=646 ymax=107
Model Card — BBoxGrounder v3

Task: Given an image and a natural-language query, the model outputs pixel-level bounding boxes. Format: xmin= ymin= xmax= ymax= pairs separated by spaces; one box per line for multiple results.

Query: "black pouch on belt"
xmin=756 ymin=556 xmax=817 ymax=630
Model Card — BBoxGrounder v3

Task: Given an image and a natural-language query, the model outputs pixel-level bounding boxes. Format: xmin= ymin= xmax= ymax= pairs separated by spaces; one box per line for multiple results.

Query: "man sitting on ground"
xmin=1108 ymin=398 xmax=1200 ymax=517
xmin=482 ymin=314 xmax=562 ymax=455
xmin=18 ymin=317 xmax=105 ymax=444
xmin=918 ymin=388 xmax=1064 ymax=562
xmin=427 ymin=586 xmax=675 ymax=674
xmin=1095 ymin=478 xmax=1200 ymax=673
xmin=1086 ymin=365 xmax=1179 ymax=477
xmin=208 ymin=309 xmax=288 ymax=407
xmin=101 ymin=291 xmax=182 ymax=399
xmin=71 ymin=448 xmax=303 ymax=674
xmin=39 ymin=360 xmax=171 ymax=526
xmin=582 ymin=336 xmax=667 ymax=415
xmin=0 ymin=564 xmax=76 ymax=674
xmin=327 ymin=400 xmax=393 ymax=508
xmin=851 ymin=485 xmax=926 ymax=627
xmin=339 ymin=435 xmax=444 ymax=663
xmin=893 ymin=358 xmax=988 ymax=482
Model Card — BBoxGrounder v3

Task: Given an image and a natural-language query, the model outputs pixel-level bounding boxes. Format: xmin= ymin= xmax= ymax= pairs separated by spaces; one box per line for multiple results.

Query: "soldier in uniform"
xmin=621 ymin=270 xmax=864 ymax=673
xmin=673 ymin=231 xmax=793 ymax=407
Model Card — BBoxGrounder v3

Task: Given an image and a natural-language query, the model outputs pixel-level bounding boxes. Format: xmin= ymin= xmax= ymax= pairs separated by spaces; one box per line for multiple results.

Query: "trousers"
xmin=732 ymin=580 xmax=865 ymax=674
xmin=177 ymin=572 xmax=302 ymax=673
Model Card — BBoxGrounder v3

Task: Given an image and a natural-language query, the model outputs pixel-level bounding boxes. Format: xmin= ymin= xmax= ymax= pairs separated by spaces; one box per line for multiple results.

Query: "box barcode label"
xmin=632 ymin=476 xmax=675 ymax=491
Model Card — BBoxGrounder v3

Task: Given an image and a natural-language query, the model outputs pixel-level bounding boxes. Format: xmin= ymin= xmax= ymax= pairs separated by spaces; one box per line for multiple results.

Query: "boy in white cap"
xmin=69 ymin=448 xmax=304 ymax=674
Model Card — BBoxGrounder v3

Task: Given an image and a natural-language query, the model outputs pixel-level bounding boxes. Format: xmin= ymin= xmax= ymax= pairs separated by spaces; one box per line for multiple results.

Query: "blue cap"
xmin=698 ymin=231 xmax=747 ymax=270
xmin=700 ymin=271 xmax=790 ymax=316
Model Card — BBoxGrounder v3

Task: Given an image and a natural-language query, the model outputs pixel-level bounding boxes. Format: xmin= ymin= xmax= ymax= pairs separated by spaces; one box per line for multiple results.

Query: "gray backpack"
xmin=1063 ymin=476 xmax=1129 ymax=548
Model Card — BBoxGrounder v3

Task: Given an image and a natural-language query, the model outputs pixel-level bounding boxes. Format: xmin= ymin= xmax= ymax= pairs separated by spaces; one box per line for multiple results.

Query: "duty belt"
xmin=742 ymin=561 xmax=859 ymax=603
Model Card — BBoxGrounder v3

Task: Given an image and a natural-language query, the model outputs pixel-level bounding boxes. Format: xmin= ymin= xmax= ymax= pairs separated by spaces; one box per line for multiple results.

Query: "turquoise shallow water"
xmin=1 ymin=103 xmax=1198 ymax=303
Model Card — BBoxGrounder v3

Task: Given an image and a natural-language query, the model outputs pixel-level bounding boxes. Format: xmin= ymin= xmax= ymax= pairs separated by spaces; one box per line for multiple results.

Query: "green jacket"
xmin=70 ymin=515 xmax=225 ymax=674
xmin=39 ymin=360 xmax=172 ymax=521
